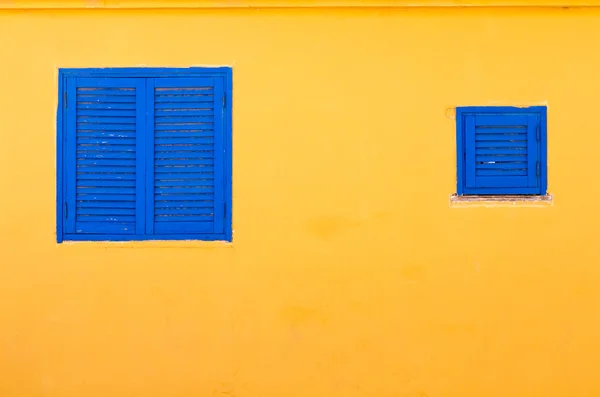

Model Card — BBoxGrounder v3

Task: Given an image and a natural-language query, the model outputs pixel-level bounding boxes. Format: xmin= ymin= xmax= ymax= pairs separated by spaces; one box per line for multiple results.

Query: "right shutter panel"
xmin=147 ymin=77 xmax=225 ymax=235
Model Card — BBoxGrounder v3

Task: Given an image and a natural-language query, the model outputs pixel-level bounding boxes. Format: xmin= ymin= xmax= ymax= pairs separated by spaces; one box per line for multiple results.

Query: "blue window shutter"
xmin=64 ymin=77 xmax=146 ymax=235
xmin=146 ymin=77 xmax=226 ymax=235
xmin=459 ymin=109 xmax=544 ymax=195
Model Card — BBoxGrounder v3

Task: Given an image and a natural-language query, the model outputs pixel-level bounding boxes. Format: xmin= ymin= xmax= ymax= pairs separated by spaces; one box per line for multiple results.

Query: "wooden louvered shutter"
xmin=465 ymin=114 xmax=539 ymax=190
xmin=146 ymin=77 xmax=225 ymax=235
xmin=65 ymin=77 xmax=146 ymax=235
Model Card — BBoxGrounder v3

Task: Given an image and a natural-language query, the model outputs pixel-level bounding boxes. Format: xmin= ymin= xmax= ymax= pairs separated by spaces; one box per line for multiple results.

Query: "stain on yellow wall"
xmin=1 ymin=4 xmax=600 ymax=397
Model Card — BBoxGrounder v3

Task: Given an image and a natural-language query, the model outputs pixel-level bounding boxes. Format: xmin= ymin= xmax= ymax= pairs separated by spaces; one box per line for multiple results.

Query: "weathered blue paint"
xmin=456 ymin=106 xmax=547 ymax=196
xmin=56 ymin=67 xmax=233 ymax=242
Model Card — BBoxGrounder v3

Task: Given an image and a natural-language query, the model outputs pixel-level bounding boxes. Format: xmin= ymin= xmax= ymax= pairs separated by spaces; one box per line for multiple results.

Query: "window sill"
xmin=57 ymin=240 xmax=233 ymax=249
xmin=450 ymin=194 xmax=553 ymax=208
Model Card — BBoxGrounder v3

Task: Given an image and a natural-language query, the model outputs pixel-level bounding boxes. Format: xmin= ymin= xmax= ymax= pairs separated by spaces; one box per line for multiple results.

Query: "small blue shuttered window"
xmin=57 ymin=68 xmax=232 ymax=242
xmin=456 ymin=106 xmax=547 ymax=196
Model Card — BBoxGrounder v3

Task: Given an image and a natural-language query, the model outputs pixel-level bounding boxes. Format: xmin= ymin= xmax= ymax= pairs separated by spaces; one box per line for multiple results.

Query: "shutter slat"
xmin=155 ymin=132 xmax=213 ymax=138
xmin=76 ymin=194 xmax=136 ymax=201
xmin=77 ymin=117 xmax=136 ymax=124
xmin=477 ymin=169 xmax=527 ymax=176
xmin=77 ymin=215 xmax=136 ymax=222
xmin=77 ymin=147 xmax=136 ymax=154
xmin=155 ymin=187 xmax=214 ymax=194
xmin=78 ymin=179 xmax=136 ymax=187
xmin=77 ymin=208 xmax=136 ymax=216
xmin=77 ymin=96 xmax=136 ymax=103
xmin=155 ymin=118 xmax=214 ymax=124
xmin=155 ymin=110 xmax=214 ymax=116
xmin=155 ymin=89 xmax=213 ymax=96
xmin=77 ymin=152 xmax=135 ymax=159
xmin=155 ymin=215 xmax=213 ymax=222
xmin=155 ymin=102 xmax=214 ymax=109
xmin=155 ymin=159 xmax=213 ymax=166
xmin=155 ymin=145 xmax=213 ymax=152
xmin=77 ymin=173 xmax=136 ymax=180
xmin=78 ymin=110 xmax=136 ymax=117
xmin=155 ymin=137 xmax=215 ymax=144
xmin=155 ymin=208 xmax=214 ymax=215
xmin=476 ymin=148 xmax=527 ymax=155
xmin=476 ymin=163 xmax=527 ymax=170
xmin=155 ymin=179 xmax=214 ymax=187
xmin=76 ymin=131 xmax=136 ymax=138
xmin=474 ymin=127 xmax=525 ymax=134
xmin=77 ymin=89 xmax=136 ymax=96
xmin=155 ymin=95 xmax=213 ymax=103
xmin=154 ymin=151 xmax=214 ymax=159
xmin=154 ymin=194 xmax=213 ymax=201
xmin=78 ymin=138 xmax=136 ymax=145
xmin=154 ymin=201 xmax=213 ymax=209
xmin=77 ymin=160 xmax=136 ymax=167
xmin=475 ymin=155 xmax=527 ymax=162
xmin=154 ymin=124 xmax=213 ymax=131
xmin=77 ymin=201 xmax=137 ymax=209
xmin=77 ymin=103 xmax=137 ymax=110
xmin=76 ymin=124 xmax=136 ymax=131
xmin=475 ymin=134 xmax=527 ymax=141
xmin=76 ymin=166 xmax=135 ymax=173
xmin=154 ymin=166 xmax=214 ymax=173
xmin=78 ymin=187 xmax=136 ymax=194
xmin=475 ymin=141 xmax=527 ymax=148
xmin=156 ymin=175 xmax=214 ymax=182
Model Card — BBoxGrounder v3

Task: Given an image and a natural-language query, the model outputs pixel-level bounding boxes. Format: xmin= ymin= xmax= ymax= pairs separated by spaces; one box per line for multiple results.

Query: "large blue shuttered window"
xmin=456 ymin=106 xmax=547 ymax=196
xmin=57 ymin=68 xmax=232 ymax=242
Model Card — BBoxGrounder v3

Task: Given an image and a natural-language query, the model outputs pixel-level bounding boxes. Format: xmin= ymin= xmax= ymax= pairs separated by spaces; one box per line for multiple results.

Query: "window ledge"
xmin=450 ymin=194 xmax=553 ymax=208
xmin=57 ymin=240 xmax=233 ymax=249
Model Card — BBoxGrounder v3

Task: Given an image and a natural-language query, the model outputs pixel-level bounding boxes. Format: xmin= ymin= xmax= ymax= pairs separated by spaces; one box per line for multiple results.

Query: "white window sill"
xmin=450 ymin=194 xmax=553 ymax=208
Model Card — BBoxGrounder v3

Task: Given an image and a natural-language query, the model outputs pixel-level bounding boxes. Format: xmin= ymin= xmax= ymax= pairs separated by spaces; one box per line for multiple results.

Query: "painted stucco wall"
xmin=1 ymin=3 xmax=599 ymax=397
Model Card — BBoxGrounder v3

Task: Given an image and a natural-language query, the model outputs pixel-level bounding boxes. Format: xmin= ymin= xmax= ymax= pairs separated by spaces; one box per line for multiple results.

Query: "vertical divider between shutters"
xmin=145 ymin=79 xmax=155 ymax=235
xmin=65 ymin=77 xmax=78 ymax=233
xmin=213 ymin=78 xmax=225 ymax=234
xmin=526 ymin=115 xmax=539 ymax=188
xmin=464 ymin=115 xmax=477 ymax=188
xmin=135 ymin=79 xmax=147 ymax=235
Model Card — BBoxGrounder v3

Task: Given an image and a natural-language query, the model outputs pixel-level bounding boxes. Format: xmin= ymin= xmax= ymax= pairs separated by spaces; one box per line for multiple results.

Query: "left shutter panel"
xmin=64 ymin=77 xmax=146 ymax=237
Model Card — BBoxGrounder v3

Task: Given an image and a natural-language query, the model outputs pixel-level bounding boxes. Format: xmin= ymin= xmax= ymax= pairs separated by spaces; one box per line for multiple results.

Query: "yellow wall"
xmin=1 ymin=4 xmax=600 ymax=397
